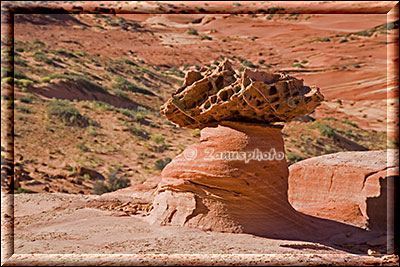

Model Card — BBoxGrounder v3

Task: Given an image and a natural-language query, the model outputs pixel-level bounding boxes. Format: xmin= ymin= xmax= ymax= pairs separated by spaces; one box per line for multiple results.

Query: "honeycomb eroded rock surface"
xmin=160 ymin=60 xmax=324 ymax=129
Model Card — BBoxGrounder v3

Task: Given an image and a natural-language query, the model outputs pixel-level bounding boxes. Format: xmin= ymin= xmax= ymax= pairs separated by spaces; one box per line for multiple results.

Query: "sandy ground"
xmin=1 ymin=192 xmax=398 ymax=266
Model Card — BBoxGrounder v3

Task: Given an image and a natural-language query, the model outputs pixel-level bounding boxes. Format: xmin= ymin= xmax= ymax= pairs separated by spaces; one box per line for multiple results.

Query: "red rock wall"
xmin=288 ymin=150 xmax=399 ymax=230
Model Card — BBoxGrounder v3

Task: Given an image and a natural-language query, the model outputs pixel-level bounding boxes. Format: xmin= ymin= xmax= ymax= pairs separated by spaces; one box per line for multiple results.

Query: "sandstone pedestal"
xmin=146 ymin=121 xmax=316 ymax=237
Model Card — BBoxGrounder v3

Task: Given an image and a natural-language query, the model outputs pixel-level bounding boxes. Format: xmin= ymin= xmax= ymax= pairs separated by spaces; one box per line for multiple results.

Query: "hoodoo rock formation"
xmin=146 ymin=61 xmax=326 ymax=237
xmin=160 ymin=60 xmax=324 ymax=129
xmin=146 ymin=121 xmax=315 ymax=235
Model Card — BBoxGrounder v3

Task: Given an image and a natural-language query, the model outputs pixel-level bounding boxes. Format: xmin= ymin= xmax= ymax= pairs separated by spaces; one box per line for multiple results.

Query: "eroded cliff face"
xmin=288 ymin=149 xmax=399 ymax=230
xmin=161 ymin=60 xmax=324 ymax=129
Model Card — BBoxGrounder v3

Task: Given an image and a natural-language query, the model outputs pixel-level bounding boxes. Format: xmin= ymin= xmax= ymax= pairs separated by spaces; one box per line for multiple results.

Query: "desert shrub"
xmin=1 ymin=67 xmax=12 ymax=78
xmin=286 ymin=152 xmax=304 ymax=163
xmin=14 ymin=57 xmax=28 ymax=67
xmin=41 ymin=76 xmax=51 ymax=83
xmin=16 ymin=105 xmax=32 ymax=114
xmin=47 ymin=99 xmax=93 ymax=127
xmin=237 ymin=57 xmax=256 ymax=68
xmin=150 ymin=134 xmax=165 ymax=145
xmin=168 ymin=68 xmax=185 ymax=78
xmin=323 ymin=117 xmax=338 ymax=121
xmin=233 ymin=2 xmax=241 ymax=6
xmin=48 ymin=74 xmax=107 ymax=93
xmin=112 ymin=76 xmax=155 ymax=96
xmin=14 ymin=71 xmax=31 ymax=80
xmin=121 ymin=58 xmax=137 ymax=66
xmin=93 ymin=169 xmax=131 ymax=195
xmin=190 ymin=129 xmax=201 ymax=137
xmin=15 ymin=187 xmax=35 ymax=194
xmin=33 ymin=52 xmax=53 ymax=64
xmin=55 ymin=48 xmax=77 ymax=58
xmin=113 ymin=88 xmax=130 ymax=100
xmin=127 ymin=124 xmax=149 ymax=139
xmin=339 ymin=39 xmax=348 ymax=43
xmin=87 ymin=125 xmax=98 ymax=136
xmin=201 ymin=35 xmax=212 ymax=41
xmin=342 ymin=120 xmax=359 ymax=128
xmin=267 ymin=7 xmax=285 ymax=13
xmin=154 ymin=157 xmax=172 ymax=170
xmin=292 ymin=63 xmax=305 ymax=68
xmin=1 ymin=77 xmax=13 ymax=85
xmin=33 ymin=39 xmax=45 ymax=46
xmin=19 ymin=93 xmax=40 ymax=104
xmin=92 ymin=101 xmax=115 ymax=111
xmin=14 ymin=78 xmax=34 ymax=88
xmin=187 ymin=28 xmax=198 ymax=35
xmin=354 ymin=30 xmax=372 ymax=37
xmin=76 ymin=142 xmax=90 ymax=152
xmin=315 ymin=37 xmax=331 ymax=42
xmin=312 ymin=122 xmax=336 ymax=138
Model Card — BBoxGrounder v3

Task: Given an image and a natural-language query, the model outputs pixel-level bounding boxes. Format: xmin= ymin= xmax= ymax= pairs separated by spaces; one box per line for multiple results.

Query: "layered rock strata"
xmin=146 ymin=121 xmax=318 ymax=237
xmin=288 ymin=150 xmax=399 ymax=230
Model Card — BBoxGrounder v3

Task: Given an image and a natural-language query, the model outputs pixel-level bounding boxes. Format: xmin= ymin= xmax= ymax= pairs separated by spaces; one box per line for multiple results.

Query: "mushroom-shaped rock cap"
xmin=161 ymin=60 xmax=324 ymax=129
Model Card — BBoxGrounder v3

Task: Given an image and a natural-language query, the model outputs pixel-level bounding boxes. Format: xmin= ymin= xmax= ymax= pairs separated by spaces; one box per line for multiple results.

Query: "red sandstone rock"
xmin=288 ymin=149 xmax=399 ymax=230
xmin=146 ymin=121 xmax=318 ymax=237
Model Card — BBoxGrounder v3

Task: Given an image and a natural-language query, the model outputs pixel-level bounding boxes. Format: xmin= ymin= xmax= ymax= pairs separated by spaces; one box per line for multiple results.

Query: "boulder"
xmin=288 ymin=150 xmax=399 ymax=230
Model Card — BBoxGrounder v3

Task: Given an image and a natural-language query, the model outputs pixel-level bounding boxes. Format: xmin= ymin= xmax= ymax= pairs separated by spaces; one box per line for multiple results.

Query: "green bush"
xmin=342 ymin=120 xmax=359 ymax=128
xmin=113 ymin=88 xmax=130 ymax=100
xmin=56 ymin=48 xmax=77 ymax=58
xmin=267 ymin=7 xmax=284 ymax=13
xmin=286 ymin=152 xmax=304 ymax=163
xmin=187 ymin=28 xmax=198 ymax=35
xmin=41 ymin=76 xmax=52 ymax=83
xmin=319 ymin=124 xmax=336 ymax=138
xmin=292 ymin=63 xmax=305 ymax=68
xmin=154 ymin=157 xmax=172 ymax=170
xmin=190 ymin=129 xmax=201 ymax=137
xmin=112 ymin=76 xmax=155 ymax=96
xmin=315 ymin=37 xmax=331 ymax=42
xmin=33 ymin=39 xmax=45 ymax=46
xmin=150 ymin=134 xmax=165 ymax=145
xmin=127 ymin=124 xmax=149 ymax=139
xmin=1 ymin=77 xmax=13 ymax=85
xmin=33 ymin=52 xmax=53 ymax=64
xmin=20 ymin=93 xmax=40 ymax=104
xmin=48 ymin=74 xmax=107 ymax=93
xmin=201 ymin=35 xmax=212 ymax=41
xmin=47 ymin=99 xmax=93 ymax=127
xmin=354 ymin=30 xmax=372 ymax=37
xmin=15 ymin=57 xmax=28 ymax=67
xmin=16 ymin=105 xmax=32 ymax=114
xmin=15 ymin=187 xmax=35 ymax=194
xmin=93 ymin=169 xmax=131 ymax=195
xmin=15 ymin=79 xmax=34 ymax=88
xmin=76 ymin=142 xmax=90 ymax=152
